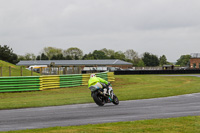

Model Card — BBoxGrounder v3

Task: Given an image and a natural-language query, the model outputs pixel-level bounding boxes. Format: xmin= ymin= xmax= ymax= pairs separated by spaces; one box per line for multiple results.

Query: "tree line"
xmin=0 ymin=45 xmax=191 ymax=67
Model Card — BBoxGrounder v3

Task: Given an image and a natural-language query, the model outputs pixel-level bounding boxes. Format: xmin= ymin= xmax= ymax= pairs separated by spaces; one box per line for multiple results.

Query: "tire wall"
xmin=114 ymin=70 xmax=200 ymax=75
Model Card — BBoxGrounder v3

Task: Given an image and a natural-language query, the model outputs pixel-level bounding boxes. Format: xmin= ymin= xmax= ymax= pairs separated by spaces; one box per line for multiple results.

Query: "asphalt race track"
xmin=0 ymin=93 xmax=200 ymax=131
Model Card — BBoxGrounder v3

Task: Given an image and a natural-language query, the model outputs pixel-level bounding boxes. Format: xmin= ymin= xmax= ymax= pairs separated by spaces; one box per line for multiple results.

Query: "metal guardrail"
xmin=0 ymin=72 xmax=115 ymax=93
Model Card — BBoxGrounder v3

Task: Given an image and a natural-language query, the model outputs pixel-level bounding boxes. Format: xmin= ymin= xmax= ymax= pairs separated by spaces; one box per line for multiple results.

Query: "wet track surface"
xmin=0 ymin=93 xmax=200 ymax=131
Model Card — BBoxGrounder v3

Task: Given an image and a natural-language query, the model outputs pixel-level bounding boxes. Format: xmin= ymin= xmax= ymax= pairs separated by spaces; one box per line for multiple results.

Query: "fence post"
xmin=40 ymin=67 xmax=42 ymax=75
xmin=9 ymin=66 xmax=11 ymax=76
xmin=31 ymin=67 xmax=33 ymax=76
xmin=58 ymin=67 xmax=60 ymax=75
xmin=20 ymin=66 xmax=23 ymax=76
xmin=0 ymin=66 xmax=2 ymax=76
xmin=79 ymin=66 xmax=81 ymax=74
xmin=65 ymin=66 xmax=68 ymax=75
xmin=49 ymin=67 xmax=52 ymax=75
xmin=72 ymin=66 xmax=75 ymax=74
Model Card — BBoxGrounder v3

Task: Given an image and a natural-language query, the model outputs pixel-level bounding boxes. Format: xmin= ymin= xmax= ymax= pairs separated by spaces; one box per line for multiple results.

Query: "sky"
xmin=0 ymin=0 xmax=200 ymax=62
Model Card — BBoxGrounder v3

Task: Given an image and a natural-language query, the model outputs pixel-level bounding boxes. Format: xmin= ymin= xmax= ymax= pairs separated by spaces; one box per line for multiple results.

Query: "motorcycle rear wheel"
xmin=92 ymin=91 xmax=105 ymax=106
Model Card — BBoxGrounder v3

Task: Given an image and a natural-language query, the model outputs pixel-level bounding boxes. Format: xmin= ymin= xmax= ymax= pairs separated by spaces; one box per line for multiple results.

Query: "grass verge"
xmin=2 ymin=116 xmax=200 ymax=133
xmin=0 ymin=60 xmax=40 ymax=76
xmin=0 ymin=75 xmax=200 ymax=110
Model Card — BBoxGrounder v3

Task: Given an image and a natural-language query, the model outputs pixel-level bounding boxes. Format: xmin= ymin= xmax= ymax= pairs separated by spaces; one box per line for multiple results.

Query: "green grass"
xmin=114 ymin=75 xmax=200 ymax=100
xmin=2 ymin=116 xmax=200 ymax=133
xmin=0 ymin=60 xmax=40 ymax=76
xmin=0 ymin=75 xmax=200 ymax=110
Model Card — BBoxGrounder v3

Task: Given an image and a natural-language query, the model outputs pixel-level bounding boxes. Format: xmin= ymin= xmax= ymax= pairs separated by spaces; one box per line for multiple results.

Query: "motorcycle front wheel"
xmin=112 ymin=95 xmax=119 ymax=105
xmin=92 ymin=91 xmax=105 ymax=106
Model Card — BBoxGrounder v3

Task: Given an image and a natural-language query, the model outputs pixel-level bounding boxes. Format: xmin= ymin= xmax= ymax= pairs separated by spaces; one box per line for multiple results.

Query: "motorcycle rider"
xmin=88 ymin=73 xmax=110 ymax=94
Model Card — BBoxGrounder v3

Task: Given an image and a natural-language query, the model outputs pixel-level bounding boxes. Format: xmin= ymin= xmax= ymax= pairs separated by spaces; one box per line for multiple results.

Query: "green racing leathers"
xmin=88 ymin=77 xmax=108 ymax=88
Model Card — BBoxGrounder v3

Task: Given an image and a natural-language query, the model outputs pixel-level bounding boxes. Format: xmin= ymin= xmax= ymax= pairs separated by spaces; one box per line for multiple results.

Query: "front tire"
xmin=112 ymin=95 xmax=119 ymax=105
xmin=92 ymin=91 xmax=105 ymax=106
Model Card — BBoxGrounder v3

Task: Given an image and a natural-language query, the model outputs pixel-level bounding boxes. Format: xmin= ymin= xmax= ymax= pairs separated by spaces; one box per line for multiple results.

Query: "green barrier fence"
xmin=0 ymin=72 xmax=115 ymax=93
xmin=96 ymin=73 xmax=108 ymax=80
xmin=0 ymin=76 xmax=40 ymax=92
xmin=60 ymin=74 xmax=82 ymax=88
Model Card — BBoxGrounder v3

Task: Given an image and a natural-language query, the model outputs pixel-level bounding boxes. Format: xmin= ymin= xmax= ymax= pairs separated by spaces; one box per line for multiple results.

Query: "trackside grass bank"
xmin=0 ymin=60 xmax=40 ymax=76
xmin=2 ymin=116 xmax=200 ymax=133
xmin=1 ymin=75 xmax=200 ymax=109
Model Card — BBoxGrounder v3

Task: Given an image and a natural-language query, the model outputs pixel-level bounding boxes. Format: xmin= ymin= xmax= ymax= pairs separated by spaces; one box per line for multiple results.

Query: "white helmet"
xmin=90 ymin=74 xmax=96 ymax=78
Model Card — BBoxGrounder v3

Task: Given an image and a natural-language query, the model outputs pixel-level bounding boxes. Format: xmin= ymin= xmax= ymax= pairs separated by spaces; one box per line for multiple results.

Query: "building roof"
xmin=16 ymin=60 xmax=132 ymax=66
xmin=191 ymin=53 xmax=200 ymax=58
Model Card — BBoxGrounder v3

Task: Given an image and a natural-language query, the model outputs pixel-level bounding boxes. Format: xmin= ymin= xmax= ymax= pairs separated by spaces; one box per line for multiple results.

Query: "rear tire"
xmin=112 ymin=95 xmax=119 ymax=105
xmin=92 ymin=91 xmax=105 ymax=106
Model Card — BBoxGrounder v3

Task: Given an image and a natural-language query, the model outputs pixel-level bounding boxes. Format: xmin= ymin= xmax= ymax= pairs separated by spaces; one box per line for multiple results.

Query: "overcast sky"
xmin=1 ymin=0 xmax=200 ymax=62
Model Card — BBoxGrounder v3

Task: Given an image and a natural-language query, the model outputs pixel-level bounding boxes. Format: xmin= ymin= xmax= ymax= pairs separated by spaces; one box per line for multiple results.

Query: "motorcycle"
xmin=89 ymin=83 xmax=119 ymax=106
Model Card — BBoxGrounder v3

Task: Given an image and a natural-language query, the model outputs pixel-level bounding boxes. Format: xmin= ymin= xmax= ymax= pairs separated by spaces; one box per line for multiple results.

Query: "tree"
xmin=64 ymin=47 xmax=83 ymax=60
xmin=100 ymin=48 xmax=115 ymax=58
xmin=82 ymin=50 xmax=109 ymax=60
xmin=42 ymin=47 xmax=62 ymax=59
xmin=124 ymin=49 xmax=138 ymax=60
xmin=92 ymin=50 xmax=109 ymax=59
xmin=65 ymin=55 xmax=73 ymax=60
xmin=142 ymin=52 xmax=159 ymax=66
xmin=36 ymin=55 xmax=41 ymax=60
xmin=0 ymin=45 xmax=18 ymax=64
xmin=176 ymin=55 xmax=191 ymax=66
xmin=51 ymin=53 xmax=65 ymax=60
xmin=111 ymin=51 xmax=126 ymax=60
xmin=124 ymin=49 xmax=139 ymax=65
xmin=18 ymin=55 xmax=26 ymax=61
xmin=137 ymin=59 xmax=145 ymax=67
xmin=159 ymin=55 xmax=168 ymax=66
xmin=24 ymin=53 xmax=36 ymax=60
xmin=57 ymin=54 xmax=65 ymax=60
xmin=40 ymin=53 xmax=49 ymax=60
xmin=82 ymin=53 xmax=95 ymax=60
xmin=17 ymin=53 xmax=36 ymax=61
